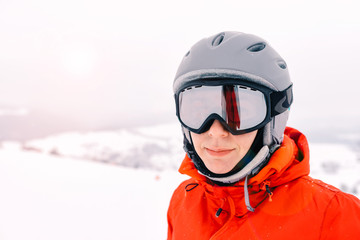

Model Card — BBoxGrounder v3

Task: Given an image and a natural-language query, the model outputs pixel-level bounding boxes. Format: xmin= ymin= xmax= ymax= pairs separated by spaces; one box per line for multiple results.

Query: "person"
xmin=167 ymin=31 xmax=360 ymax=240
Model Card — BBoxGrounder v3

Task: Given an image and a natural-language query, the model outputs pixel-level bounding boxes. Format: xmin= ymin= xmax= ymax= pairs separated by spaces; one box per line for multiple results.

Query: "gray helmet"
xmin=173 ymin=31 xmax=293 ymax=183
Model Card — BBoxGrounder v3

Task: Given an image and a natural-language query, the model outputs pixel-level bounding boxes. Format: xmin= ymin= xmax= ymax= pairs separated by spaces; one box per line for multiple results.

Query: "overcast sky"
xmin=0 ymin=0 xmax=359 ymax=140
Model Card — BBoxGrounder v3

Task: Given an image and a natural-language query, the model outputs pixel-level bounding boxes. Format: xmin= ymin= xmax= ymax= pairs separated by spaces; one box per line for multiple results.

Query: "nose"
xmin=208 ymin=120 xmax=229 ymax=138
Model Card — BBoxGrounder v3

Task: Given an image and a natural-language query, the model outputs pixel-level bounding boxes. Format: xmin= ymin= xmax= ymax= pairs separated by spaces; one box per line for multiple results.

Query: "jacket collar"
xmin=178 ymin=127 xmax=310 ymax=215
xmin=179 ymin=127 xmax=309 ymax=187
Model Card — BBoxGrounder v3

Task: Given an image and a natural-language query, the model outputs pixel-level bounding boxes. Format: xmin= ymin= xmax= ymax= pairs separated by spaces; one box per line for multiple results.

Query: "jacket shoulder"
xmin=300 ymin=176 xmax=360 ymax=203
xmin=318 ymin=181 xmax=360 ymax=239
xmin=312 ymin=177 xmax=360 ymax=239
xmin=292 ymin=176 xmax=359 ymax=204
xmin=263 ymin=176 xmax=358 ymax=217
xmin=288 ymin=176 xmax=360 ymax=239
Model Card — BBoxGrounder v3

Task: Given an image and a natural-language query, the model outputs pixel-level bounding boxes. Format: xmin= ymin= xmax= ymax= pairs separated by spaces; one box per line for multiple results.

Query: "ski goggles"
xmin=175 ymin=80 xmax=293 ymax=135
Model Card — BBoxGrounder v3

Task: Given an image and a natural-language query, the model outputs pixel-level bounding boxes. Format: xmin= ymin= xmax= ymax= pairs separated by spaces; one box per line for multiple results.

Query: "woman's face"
xmin=190 ymin=120 xmax=258 ymax=174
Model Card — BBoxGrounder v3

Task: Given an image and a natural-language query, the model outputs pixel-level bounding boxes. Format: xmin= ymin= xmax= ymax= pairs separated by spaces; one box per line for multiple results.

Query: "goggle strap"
xmin=270 ymin=84 xmax=293 ymax=117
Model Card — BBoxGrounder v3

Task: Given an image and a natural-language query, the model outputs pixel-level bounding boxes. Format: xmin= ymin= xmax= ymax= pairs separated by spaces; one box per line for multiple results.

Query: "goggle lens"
xmin=178 ymin=85 xmax=267 ymax=133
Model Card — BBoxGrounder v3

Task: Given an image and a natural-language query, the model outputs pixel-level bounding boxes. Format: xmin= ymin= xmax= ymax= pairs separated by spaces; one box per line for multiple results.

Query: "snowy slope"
xmin=0 ymin=142 xmax=187 ymax=240
xmin=0 ymin=123 xmax=359 ymax=240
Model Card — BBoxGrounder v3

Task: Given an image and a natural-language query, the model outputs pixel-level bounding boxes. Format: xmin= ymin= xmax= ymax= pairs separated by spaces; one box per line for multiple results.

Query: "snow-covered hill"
xmin=22 ymin=123 xmax=185 ymax=171
xmin=20 ymin=123 xmax=360 ymax=197
xmin=0 ymin=123 xmax=359 ymax=239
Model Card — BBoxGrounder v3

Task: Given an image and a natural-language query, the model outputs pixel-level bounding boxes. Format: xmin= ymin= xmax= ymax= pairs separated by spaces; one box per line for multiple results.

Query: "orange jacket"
xmin=167 ymin=127 xmax=360 ymax=240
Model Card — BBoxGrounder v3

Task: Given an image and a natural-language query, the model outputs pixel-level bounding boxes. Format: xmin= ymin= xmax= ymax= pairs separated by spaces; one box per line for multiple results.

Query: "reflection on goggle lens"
xmin=178 ymin=85 xmax=267 ymax=133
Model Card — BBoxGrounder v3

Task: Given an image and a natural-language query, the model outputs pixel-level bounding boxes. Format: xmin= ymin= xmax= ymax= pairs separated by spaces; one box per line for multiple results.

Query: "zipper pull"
xmin=265 ymin=185 xmax=273 ymax=202
xmin=261 ymin=181 xmax=273 ymax=202
xmin=215 ymin=198 xmax=226 ymax=217
xmin=215 ymin=208 xmax=223 ymax=218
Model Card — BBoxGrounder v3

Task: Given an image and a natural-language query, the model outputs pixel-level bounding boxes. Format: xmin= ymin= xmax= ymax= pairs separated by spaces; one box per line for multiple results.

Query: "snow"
xmin=22 ymin=123 xmax=184 ymax=171
xmin=309 ymin=143 xmax=360 ymax=196
xmin=0 ymin=123 xmax=359 ymax=239
xmin=0 ymin=142 xmax=187 ymax=240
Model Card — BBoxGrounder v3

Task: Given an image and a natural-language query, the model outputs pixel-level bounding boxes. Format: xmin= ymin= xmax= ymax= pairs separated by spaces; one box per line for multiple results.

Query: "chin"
xmin=207 ymin=165 xmax=232 ymax=174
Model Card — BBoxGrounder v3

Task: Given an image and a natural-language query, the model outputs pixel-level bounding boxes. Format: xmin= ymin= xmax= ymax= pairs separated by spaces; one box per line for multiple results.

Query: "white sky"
xmin=0 ymin=0 xmax=359 ymax=138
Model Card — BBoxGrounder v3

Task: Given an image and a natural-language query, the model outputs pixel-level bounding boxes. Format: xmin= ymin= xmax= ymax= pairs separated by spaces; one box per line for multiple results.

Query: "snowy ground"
xmin=0 ymin=123 xmax=359 ymax=240
xmin=0 ymin=142 xmax=187 ymax=240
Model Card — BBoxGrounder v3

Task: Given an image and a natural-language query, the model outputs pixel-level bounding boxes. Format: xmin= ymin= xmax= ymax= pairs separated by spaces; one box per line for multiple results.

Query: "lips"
xmin=205 ymin=147 xmax=234 ymax=157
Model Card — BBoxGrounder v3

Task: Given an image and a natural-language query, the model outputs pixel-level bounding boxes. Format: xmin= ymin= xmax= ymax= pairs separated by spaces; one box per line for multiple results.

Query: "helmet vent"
xmin=247 ymin=42 xmax=266 ymax=52
xmin=212 ymin=33 xmax=225 ymax=46
xmin=185 ymin=51 xmax=190 ymax=57
xmin=277 ymin=60 xmax=287 ymax=69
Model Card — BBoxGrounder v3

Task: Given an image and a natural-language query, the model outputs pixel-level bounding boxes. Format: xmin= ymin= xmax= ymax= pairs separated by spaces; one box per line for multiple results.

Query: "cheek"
xmin=234 ymin=131 xmax=258 ymax=148
xmin=190 ymin=133 xmax=203 ymax=150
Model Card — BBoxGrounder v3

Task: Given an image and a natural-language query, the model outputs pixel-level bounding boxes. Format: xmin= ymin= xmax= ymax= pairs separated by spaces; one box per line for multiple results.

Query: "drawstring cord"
xmin=245 ymin=177 xmax=274 ymax=212
xmin=187 ymin=178 xmax=273 ymax=216
xmin=244 ymin=175 xmax=255 ymax=212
